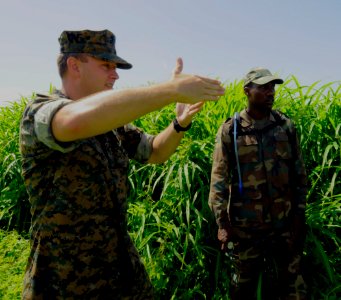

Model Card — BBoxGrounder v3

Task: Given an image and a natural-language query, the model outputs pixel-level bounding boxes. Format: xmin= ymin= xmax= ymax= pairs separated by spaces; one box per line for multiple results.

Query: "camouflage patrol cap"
xmin=58 ymin=29 xmax=132 ymax=69
xmin=244 ymin=67 xmax=283 ymax=87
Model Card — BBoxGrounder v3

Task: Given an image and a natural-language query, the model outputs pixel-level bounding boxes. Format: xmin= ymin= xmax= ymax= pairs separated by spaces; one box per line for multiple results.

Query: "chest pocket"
xmin=274 ymin=131 xmax=292 ymax=159
xmin=236 ymin=135 xmax=259 ymax=163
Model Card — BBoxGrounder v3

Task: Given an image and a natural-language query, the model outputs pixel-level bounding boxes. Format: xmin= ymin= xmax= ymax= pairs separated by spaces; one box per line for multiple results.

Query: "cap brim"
xmin=92 ymin=53 xmax=132 ymax=69
xmin=252 ymin=76 xmax=283 ymax=85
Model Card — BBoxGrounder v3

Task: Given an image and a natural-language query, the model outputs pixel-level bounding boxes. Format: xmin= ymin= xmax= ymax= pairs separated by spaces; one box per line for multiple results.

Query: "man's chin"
xmin=260 ymin=106 xmax=272 ymax=114
xmin=265 ymin=103 xmax=273 ymax=109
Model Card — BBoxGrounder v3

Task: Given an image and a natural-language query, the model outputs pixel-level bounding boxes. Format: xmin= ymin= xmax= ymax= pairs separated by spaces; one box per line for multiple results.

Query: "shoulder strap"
xmin=271 ymin=110 xmax=286 ymax=125
xmin=275 ymin=110 xmax=298 ymax=159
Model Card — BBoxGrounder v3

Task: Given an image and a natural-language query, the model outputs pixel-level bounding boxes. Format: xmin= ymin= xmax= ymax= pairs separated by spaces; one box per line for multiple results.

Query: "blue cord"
xmin=233 ymin=112 xmax=243 ymax=194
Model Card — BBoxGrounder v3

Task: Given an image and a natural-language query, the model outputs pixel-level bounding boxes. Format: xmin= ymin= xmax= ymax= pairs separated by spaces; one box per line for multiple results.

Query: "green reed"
xmin=0 ymin=78 xmax=340 ymax=299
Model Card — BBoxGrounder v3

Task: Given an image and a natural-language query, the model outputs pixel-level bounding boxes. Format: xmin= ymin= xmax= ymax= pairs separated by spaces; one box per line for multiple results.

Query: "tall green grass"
xmin=0 ymin=98 xmax=31 ymax=233
xmin=0 ymin=78 xmax=340 ymax=299
xmin=0 ymin=230 xmax=29 ymax=299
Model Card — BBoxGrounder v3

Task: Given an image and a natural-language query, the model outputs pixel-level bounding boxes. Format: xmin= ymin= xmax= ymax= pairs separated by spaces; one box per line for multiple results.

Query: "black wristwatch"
xmin=173 ymin=118 xmax=192 ymax=133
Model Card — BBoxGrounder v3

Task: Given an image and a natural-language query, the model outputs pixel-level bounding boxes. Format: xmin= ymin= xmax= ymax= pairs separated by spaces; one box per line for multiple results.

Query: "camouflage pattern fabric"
xmin=229 ymin=230 xmax=307 ymax=300
xmin=59 ymin=29 xmax=132 ymax=69
xmin=209 ymin=109 xmax=308 ymax=299
xmin=20 ymin=90 xmax=154 ymax=299
xmin=243 ymin=67 xmax=283 ymax=87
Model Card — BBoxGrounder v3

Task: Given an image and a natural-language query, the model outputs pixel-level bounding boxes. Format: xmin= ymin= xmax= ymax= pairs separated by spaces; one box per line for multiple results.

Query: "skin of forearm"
xmin=52 ymin=82 xmax=176 ymax=142
xmin=148 ymin=123 xmax=185 ymax=164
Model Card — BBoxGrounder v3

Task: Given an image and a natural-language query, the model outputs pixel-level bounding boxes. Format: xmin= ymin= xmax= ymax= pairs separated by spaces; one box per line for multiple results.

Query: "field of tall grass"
xmin=0 ymin=78 xmax=340 ymax=299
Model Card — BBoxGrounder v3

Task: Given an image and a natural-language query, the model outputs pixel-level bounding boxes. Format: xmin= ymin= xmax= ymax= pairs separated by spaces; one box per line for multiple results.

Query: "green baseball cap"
xmin=244 ymin=67 xmax=283 ymax=87
xmin=58 ymin=29 xmax=132 ymax=69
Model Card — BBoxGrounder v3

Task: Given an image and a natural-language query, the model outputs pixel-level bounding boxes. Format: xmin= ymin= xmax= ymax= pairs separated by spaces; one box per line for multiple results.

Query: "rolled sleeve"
xmin=34 ymin=99 xmax=80 ymax=153
xmin=119 ymin=124 xmax=155 ymax=163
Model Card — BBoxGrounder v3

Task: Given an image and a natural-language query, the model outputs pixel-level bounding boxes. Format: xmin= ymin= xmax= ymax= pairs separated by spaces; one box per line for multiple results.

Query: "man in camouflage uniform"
xmin=208 ymin=68 xmax=308 ymax=299
xmin=20 ymin=29 xmax=224 ymax=299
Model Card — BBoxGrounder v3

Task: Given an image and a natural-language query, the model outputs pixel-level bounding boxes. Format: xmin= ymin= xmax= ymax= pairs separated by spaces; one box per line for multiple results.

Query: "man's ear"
xmin=244 ymin=86 xmax=249 ymax=96
xmin=66 ymin=57 xmax=80 ymax=77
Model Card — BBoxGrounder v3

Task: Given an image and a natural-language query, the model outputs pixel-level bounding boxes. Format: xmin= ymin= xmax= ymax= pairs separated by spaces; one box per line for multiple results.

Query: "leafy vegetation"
xmin=0 ymin=78 xmax=340 ymax=299
xmin=0 ymin=230 xmax=29 ymax=300
xmin=0 ymin=98 xmax=31 ymax=233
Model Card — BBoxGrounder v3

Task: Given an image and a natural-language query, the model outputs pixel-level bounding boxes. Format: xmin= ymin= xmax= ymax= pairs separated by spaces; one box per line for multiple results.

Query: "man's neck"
xmin=61 ymin=88 xmax=81 ymax=101
xmin=246 ymin=107 xmax=271 ymax=120
xmin=61 ymin=78 xmax=84 ymax=100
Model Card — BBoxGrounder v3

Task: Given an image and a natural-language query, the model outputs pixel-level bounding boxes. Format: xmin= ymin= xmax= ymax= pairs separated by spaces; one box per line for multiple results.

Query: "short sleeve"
xmin=134 ymin=131 xmax=155 ymax=163
xmin=117 ymin=124 xmax=155 ymax=163
xmin=34 ymin=99 xmax=81 ymax=153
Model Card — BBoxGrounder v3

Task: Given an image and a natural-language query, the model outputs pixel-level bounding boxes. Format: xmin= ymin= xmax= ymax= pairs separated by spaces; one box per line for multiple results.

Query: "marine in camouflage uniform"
xmin=208 ymin=68 xmax=308 ymax=300
xmin=20 ymin=91 xmax=155 ymax=299
xmin=20 ymin=30 xmax=224 ymax=299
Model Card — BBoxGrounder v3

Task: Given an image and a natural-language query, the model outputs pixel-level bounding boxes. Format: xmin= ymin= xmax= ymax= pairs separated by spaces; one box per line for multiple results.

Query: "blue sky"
xmin=0 ymin=0 xmax=340 ymax=106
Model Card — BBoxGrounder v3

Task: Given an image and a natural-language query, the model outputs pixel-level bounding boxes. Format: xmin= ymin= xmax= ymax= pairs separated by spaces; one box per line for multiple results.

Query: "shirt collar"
xmin=239 ymin=109 xmax=276 ymax=128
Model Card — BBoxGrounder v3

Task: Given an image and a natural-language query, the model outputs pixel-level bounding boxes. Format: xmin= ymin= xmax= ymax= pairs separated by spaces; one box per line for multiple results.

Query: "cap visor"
xmin=93 ymin=53 xmax=132 ymax=69
xmin=253 ymin=76 xmax=283 ymax=85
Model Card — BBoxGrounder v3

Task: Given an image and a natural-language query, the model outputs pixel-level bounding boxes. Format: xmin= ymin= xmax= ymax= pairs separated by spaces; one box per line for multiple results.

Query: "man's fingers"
xmin=200 ymin=82 xmax=225 ymax=101
xmin=195 ymin=78 xmax=225 ymax=99
xmin=198 ymin=95 xmax=223 ymax=102
xmin=172 ymin=70 xmax=224 ymax=103
xmin=197 ymin=75 xmax=223 ymax=85
xmin=173 ymin=57 xmax=183 ymax=76
xmin=203 ymin=81 xmax=225 ymax=93
xmin=186 ymin=102 xmax=204 ymax=115
xmin=189 ymin=101 xmax=204 ymax=110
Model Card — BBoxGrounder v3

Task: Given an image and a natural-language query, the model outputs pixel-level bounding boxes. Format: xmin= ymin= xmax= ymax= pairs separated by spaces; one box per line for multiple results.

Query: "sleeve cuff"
xmin=34 ymin=99 xmax=80 ymax=153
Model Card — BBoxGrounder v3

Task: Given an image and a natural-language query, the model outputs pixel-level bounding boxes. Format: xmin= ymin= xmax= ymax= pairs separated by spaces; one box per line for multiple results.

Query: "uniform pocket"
xmin=274 ymin=131 xmax=292 ymax=159
xmin=237 ymin=135 xmax=259 ymax=163
xmin=230 ymin=199 xmax=264 ymax=227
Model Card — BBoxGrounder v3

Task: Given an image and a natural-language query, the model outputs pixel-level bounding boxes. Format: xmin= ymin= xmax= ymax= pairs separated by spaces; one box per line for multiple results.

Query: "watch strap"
xmin=173 ymin=118 xmax=192 ymax=132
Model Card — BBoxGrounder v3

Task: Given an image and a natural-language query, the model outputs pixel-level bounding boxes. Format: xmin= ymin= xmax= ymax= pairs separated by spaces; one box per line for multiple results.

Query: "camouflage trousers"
xmin=228 ymin=229 xmax=307 ymax=300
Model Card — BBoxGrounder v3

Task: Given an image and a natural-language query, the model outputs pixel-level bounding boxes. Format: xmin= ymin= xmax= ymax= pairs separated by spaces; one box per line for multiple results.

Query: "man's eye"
xmin=103 ymin=64 xmax=116 ymax=71
xmin=261 ymin=85 xmax=270 ymax=91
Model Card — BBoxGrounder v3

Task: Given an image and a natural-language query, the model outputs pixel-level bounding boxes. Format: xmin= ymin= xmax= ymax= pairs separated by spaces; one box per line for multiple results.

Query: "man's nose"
xmin=267 ymin=87 xmax=275 ymax=95
xmin=110 ymin=69 xmax=119 ymax=80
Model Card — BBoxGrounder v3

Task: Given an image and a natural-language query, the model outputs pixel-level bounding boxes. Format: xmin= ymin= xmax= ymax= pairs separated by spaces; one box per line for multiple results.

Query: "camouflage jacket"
xmin=208 ymin=109 xmax=307 ymax=232
xmin=20 ymin=90 xmax=155 ymax=299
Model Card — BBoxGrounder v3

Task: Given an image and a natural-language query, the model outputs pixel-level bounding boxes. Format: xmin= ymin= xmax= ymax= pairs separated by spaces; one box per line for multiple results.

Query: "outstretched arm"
xmin=52 ymin=58 xmax=224 ymax=142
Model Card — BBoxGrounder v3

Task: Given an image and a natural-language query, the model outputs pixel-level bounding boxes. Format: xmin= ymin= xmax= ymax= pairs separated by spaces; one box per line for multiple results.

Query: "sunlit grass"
xmin=0 ymin=230 xmax=29 ymax=299
xmin=0 ymin=78 xmax=340 ymax=299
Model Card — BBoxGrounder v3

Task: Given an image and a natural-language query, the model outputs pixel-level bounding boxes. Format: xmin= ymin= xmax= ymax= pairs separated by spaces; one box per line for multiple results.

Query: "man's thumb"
xmin=173 ymin=57 xmax=183 ymax=75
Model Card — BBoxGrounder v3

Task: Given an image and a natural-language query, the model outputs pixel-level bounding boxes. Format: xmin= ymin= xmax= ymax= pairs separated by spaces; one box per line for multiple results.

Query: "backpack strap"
xmin=225 ymin=113 xmax=243 ymax=194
